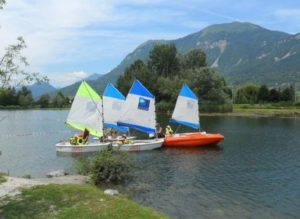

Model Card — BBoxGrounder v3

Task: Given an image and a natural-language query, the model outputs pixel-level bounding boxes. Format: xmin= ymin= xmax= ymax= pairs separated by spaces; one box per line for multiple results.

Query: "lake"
xmin=0 ymin=110 xmax=299 ymax=218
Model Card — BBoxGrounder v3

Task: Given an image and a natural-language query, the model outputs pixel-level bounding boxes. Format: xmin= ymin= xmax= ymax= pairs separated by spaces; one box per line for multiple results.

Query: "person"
xmin=165 ymin=125 xmax=174 ymax=136
xmin=155 ymin=123 xmax=165 ymax=138
xmin=70 ymin=128 xmax=89 ymax=145
xmin=120 ymin=134 xmax=130 ymax=144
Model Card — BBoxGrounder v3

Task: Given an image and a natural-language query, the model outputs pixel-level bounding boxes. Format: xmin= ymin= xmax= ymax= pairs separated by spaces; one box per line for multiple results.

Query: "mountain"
xmin=58 ymin=22 xmax=300 ymax=97
xmin=27 ymin=82 xmax=57 ymax=99
xmin=84 ymin=73 xmax=102 ymax=81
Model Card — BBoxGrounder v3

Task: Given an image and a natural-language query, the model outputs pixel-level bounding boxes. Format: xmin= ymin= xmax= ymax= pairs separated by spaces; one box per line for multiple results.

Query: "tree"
xmin=15 ymin=86 xmax=33 ymax=107
xmin=184 ymin=67 xmax=230 ymax=104
xmin=268 ymin=88 xmax=280 ymax=102
xmin=181 ymin=49 xmax=207 ymax=70
xmin=116 ymin=46 xmax=232 ymax=112
xmin=0 ymin=37 xmax=48 ymax=88
xmin=148 ymin=44 xmax=179 ymax=77
xmin=38 ymin=93 xmax=50 ymax=108
xmin=235 ymin=84 xmax=260 ymax=104
xmin=279 ymin=86 xmax=294 ymax=102
xmin=0 ymin=0 xmax=5 ymax=9
xmin=0 ymin=87 xmax=19 ymax=106
xmin=52 ymin=92 xmax=67 ymax=108
xmin=258 ymin=85 xmax=269 ymax=103
xmin=0 ymin=2 xmax=47 ymax=88
xmin=117 ymin=60 xmax=155 ymax=95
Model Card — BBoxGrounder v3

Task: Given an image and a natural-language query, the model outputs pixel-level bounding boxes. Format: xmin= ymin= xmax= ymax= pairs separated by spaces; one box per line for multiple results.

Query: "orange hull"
xmin=162 ymin=132 xmax=224 ymax=147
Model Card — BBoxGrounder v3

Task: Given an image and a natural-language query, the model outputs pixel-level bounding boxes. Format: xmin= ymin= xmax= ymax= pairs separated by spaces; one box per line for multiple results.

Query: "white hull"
xmin=56 ymin=141 xmax=110 ymax=153
xmin=112 ymin=139 xmax=163 ymax=152
xmin=92 ymin=136 xmax=137 ymax=142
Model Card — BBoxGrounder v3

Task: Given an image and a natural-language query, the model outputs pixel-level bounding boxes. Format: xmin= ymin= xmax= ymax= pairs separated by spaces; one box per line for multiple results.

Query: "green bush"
xmin=90 ymin=148 xmax=134 ymax=185
xmin=74 ymin=156 xmax=91 ymax=175
xmin=156 ymin=100 xmax=173 ymax=113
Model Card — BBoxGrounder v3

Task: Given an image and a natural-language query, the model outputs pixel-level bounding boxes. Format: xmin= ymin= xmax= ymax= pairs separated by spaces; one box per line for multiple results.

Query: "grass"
xmin=233 ymin=104 xmax=300 ymax=116
xmin=0 ymin=184 xmax=167 ymax=219
xmin=0 ymin=172 xmax=7 ymax=184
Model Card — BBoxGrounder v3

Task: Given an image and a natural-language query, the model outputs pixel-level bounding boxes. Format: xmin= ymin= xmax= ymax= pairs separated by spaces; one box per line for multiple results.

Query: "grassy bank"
xmin=233 ymin=104 xmax=300 ymax=117
xmin=200 ymin=104 xmax=300 ymax=117
xmin=0 ymin=184 xmax=166 ymax=219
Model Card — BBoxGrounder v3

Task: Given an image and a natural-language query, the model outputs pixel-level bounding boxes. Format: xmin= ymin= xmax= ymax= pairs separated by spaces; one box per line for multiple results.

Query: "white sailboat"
xmin=116 ymin=80 xmax=163 ymax=151
xmin=163 ymin=84 xmax=224 ymax=147
xmin=102 ymin=83 xmax=135 ymax=141
xmin=56 ymin=81 xmax=110 ymax=153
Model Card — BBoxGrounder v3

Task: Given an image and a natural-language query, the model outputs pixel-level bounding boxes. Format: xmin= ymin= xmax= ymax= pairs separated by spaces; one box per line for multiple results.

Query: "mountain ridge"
xmin=57 ymin=21 xmax=300 ymax=97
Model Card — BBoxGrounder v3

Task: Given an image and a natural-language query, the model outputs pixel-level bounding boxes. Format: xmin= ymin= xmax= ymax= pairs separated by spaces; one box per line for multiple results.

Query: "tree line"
xmin=234 ymin=84 xmax=296 ymax=104
xmin=0 ymin=87 xmax=70 ymax=109
xmin=117 ymin=44 xmax=232 ymax=112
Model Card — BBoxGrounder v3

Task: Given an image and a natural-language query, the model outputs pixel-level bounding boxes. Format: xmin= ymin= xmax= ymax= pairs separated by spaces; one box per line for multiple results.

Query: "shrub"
xmin=90 ymin=148 xmax=134 ymax=185
xmin=74 ymin=156 xmax=91 ymax=175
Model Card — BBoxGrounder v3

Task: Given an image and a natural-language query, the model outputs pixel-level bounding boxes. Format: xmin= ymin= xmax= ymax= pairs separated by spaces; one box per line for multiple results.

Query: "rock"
xmin=104 ymin=189 xmax=119 ymax=196
xmin=46 ymin=170 xmax=66 ymax=178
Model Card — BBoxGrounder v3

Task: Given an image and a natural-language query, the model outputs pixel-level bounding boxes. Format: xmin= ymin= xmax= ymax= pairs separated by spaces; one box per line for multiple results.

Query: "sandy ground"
xmin=0 ymin=175 xmax=89 ymax=198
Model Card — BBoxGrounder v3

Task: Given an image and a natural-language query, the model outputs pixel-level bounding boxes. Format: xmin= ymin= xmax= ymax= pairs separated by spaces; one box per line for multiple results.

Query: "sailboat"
xmin=56 ymin=81 xmax=110 ymax=153
xmin=163 ymin=84 xmax=224 ymax=147
xmin=116 ymin=80 xmax=164 ymax=151
xmin=102 ymin=83 xmax=135 ymax=141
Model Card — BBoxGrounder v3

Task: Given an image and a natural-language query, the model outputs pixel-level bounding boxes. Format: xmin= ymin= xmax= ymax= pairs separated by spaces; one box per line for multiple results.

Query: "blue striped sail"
xmin=170 ymin=84 xmax=200 ymax=129
xmin=117 ymin=80 xmax=156 ymax=134
xmin=103 ymin=83 xmax=129 ymax=132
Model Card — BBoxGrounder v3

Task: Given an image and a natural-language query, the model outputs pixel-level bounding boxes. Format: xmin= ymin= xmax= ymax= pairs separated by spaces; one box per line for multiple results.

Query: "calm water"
xmin=0 ymin=110 xmax=300 ymax=219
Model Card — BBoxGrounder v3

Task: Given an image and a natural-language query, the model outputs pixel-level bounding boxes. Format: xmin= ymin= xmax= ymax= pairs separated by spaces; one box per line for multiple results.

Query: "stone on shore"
xmin=104 ymin=189 xmax=119 ymax=196
xmin=46 ymin=170 xmax=66 ymax=178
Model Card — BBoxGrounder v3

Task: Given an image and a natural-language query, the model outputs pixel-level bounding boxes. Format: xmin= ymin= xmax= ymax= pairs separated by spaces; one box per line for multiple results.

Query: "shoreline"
xmin=0 ymin=175 xmax=166 ymax=219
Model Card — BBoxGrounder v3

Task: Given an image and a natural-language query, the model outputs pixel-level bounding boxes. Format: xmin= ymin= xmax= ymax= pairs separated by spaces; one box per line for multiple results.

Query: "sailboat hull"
xmin=163 ymin=132 xmax=224 ymax=147
xmin=112 ymin=139 xmax=163 ymax=151
xmin=56 ymin=141 xmax=111 ymax=153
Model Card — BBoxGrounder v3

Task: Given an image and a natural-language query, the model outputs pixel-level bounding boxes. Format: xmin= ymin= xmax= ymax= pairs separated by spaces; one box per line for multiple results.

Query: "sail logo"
xmin=138 ymin=97 xmax=150 ymax=111
xmin=187 ymin=100 xmax=194 ymax=109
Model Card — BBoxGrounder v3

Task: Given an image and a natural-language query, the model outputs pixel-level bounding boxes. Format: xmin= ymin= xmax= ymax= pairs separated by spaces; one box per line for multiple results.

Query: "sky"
xmin=0 ymin=0 xmax=300 ymax=87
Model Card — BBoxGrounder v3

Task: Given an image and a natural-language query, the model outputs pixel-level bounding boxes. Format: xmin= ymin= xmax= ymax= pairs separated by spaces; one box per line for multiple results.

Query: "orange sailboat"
xmin=162 ymin=84 xmax=224 ymax=147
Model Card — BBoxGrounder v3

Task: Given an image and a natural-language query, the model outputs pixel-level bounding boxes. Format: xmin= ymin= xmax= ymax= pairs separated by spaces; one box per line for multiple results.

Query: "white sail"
xmin=66 ymin=81 xmax=103 ymax=137
xmin=171 ymin=84 xmax=200 ymax=129
xmin=103 ymin=83 xmax=128 ymax=132
xmin=117 ymin=80 xmax=156 ymax=134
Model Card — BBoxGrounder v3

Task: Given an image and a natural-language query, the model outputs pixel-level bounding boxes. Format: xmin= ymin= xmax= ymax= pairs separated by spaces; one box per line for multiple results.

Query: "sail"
xmin=171 ymin=84 xmax=200 ymax=129
xmin=117 ymin=80 xmax=156 ymax=134
xmin=103 ymin=83 xmax=129 ymax=132
xmin=66 ymin=81 xmax=103 ymax=137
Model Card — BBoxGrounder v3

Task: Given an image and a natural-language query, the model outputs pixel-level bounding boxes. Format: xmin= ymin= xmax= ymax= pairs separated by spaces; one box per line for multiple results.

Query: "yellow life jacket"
xmin=76 ymin=136 xmax=85 ymax=145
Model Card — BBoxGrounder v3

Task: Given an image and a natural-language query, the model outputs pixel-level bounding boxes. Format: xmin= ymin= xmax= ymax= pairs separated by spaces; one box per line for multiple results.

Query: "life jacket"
xmin=69 ymin=136 xmax=86 ymax=145
xmin=76 ymin=136 xmax=85 ymax=145
xmin=69 ymin=137 xmax=77 ymax=145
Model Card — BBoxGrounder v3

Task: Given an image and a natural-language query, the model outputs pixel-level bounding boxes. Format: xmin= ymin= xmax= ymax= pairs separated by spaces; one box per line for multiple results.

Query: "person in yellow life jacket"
xmin=120 ymin=134 xmax=130 ymax=144
xmin=165 ymin=125 xmax=174 ymax=136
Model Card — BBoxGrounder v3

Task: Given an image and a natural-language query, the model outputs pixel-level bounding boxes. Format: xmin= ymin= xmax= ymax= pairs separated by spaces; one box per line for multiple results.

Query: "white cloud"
xmin=0 ymin=0 xmax=189 ymax=72
xmin=49 ymin=71 xmax=88 ymax=87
